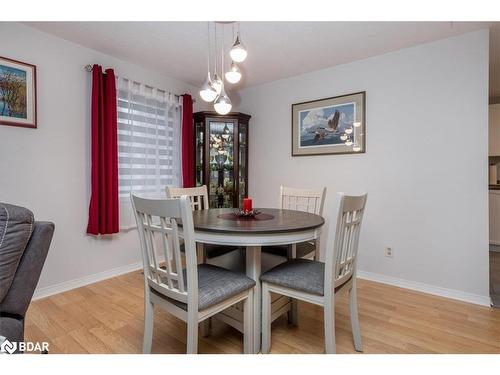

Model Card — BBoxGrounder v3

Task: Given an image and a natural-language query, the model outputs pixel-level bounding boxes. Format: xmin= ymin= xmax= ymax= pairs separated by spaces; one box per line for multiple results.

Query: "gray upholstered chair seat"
xmin=260 ymin=258 xmax=351 ymax=296
xmin=154 ymin=264 xmax=255 ymax=311
xmin=204 ymin=244 xmax=240 ymax=259
xmin=262 ymin=241 xmax=316 ymax=259
xmin=178 ymin=241 xmax=239 ymax=259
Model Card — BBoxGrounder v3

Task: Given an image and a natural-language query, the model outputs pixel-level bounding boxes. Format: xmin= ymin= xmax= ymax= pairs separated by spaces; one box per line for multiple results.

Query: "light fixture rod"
xmin=206 ymin=21 xmax=210 ymax=73
xmin=214 ymin=22 xmax=218 ymax=75
xmin=221 ymin=23 xmax=224 ymax=76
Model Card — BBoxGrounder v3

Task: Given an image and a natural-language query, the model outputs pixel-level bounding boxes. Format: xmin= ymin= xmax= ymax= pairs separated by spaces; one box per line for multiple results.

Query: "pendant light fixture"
xmin=214 ymin=85 xmax=232 ymax=115
xmin=200 ymin=72 xmax=217 ymax=102
xmin=211 ymin=73 xmax=223 ymax=95
xmin=230 ymin=23 xmax=247 ymax=63
xmin=200 ymin=22 xmax=247 ymax=112
xmin=225 ymin=61 xmax=242 ymax=84
xmin=200 ymin=22 xmax=217 ymax=102
xmin=214 ymin=25 xmax=232 ymax=115
xmin=211 ymin=23 xmax=223 ymax=95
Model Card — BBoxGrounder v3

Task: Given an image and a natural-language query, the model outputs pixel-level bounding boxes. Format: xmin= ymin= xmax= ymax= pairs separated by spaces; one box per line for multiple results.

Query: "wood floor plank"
xmin=24 ymin=270 xmax=500 ymax=354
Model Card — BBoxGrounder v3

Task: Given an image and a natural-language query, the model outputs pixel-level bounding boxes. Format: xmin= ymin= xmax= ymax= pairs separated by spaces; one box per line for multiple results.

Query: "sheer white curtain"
xmin=116 ymin=77 xmax=182 ymax=229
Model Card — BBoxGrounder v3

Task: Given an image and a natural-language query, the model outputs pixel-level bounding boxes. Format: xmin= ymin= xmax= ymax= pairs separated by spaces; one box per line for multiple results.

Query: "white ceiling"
xmin=26 ymin=21 xmax=498 ymax=95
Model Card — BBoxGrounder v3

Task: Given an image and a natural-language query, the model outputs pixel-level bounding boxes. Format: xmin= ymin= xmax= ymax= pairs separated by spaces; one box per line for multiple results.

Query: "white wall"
xmin=238 ymin=30 xmax=490 ymax=302
xmin=0 ymin=23 xmax=203 ymax=295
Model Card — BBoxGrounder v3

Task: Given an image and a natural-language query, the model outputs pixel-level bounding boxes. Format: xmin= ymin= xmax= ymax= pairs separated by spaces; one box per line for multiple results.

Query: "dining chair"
xmin=166 ymin=185 xmax=240 ymax=264
xmin=262 ymin=185 xmax=327 ymax=326
xmin=131 ymin=193 xmax=255 ymax=354
xmin=260 ymin=192 xmax=367 ymax=354
xmin=166 ymin=185 xmax=209 ymax=210
xmin=263 ymin=185 xmax=327 ymax=261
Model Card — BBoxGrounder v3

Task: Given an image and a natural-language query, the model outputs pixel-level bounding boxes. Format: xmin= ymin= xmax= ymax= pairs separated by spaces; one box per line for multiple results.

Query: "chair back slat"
xmin=279 ymin=186 xmax=327 ymax=215
xmin=325 ymin=193 xmax=367 ymax=294
xmin=131 ymin=194 xmax=198 ymax=306
xmin=159 ymin=216 xmax=174 ymax=289
xmin=166 ymin=185 xmax=209 ymax=211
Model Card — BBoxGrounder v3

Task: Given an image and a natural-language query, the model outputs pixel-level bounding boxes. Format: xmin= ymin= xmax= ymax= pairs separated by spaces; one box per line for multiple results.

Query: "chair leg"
xmin=243 ymin=290 xmax=254 ymax=354
xmin=143 ymin=298 xmax=154 ymax=354
xmin=261 ymin=283 xmax=272 ymax=354
xmin=187 ymin=310 xmax=198 ymax=354
xmin=349 ymin=285 xmax=363 ymax=352
xmin=324 ymin=298 xmax=336 ymax=354
xmin=287 ymin=243 xmax=299 ymax=326
xmin=200 ymin=318 xmax=211 ymax=338
xmin=314 ymin=237 xmax=321 ymax=261
xmin=288 ymin=299 xmax=299 ymax=326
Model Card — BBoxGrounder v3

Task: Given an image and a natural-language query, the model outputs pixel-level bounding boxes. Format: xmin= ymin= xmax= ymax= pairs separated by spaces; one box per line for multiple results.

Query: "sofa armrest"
xmin=0 ymin=221 xmax=54 ymax=318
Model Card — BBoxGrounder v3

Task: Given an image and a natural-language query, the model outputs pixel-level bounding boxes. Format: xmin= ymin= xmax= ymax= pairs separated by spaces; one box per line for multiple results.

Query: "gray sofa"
xmin=0 ymin=203 xmax=54 ymax=353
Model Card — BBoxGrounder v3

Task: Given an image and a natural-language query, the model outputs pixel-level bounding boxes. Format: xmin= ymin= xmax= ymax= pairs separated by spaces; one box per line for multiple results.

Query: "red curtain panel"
xmin=181 ymin=94 xmax=195 ymax=188
xmin=87 ymin=65 xmax=119 ymax=235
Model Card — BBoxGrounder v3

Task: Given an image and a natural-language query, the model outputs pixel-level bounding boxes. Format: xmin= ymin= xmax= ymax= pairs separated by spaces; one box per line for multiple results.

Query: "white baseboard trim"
xmin=33 ymin=261 xmax=144 ymax=300
xmin=33 ymin=261 xmax=492 ymax=307
xmin=357 ymin=270 xmax=491 ymax=307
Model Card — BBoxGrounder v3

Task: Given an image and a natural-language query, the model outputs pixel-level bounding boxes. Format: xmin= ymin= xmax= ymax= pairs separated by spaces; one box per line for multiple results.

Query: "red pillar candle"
xmin=243 ymin=198 xmax=253 ymax=212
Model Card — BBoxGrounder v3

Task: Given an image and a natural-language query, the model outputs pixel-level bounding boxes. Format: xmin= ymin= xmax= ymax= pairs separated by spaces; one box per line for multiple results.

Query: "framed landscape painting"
xmin=292 ymin=91 xmax=365 ymax=156
xmin=0 ymin=56 xmax=37 ymax=129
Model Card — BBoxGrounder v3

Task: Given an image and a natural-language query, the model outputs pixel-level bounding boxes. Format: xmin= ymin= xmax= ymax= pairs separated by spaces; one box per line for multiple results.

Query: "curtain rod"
xmin=84 ymin=64 xmax=196 ymax=103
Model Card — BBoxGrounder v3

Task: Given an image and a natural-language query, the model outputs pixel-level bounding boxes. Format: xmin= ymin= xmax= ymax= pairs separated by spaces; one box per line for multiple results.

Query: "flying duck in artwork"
xmin=312 ymin=110 xmax=340 ymax=141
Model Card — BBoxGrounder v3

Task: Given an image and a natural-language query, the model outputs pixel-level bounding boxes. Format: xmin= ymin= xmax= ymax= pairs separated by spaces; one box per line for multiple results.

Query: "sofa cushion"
xmin=0 ymin=316 xmax=24 ymax=349
xmin=0 ymin=203 xmax=34 ymax=302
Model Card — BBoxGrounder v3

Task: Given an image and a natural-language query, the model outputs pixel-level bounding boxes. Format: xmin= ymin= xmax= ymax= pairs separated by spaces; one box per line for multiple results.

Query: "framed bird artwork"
xmin=291 ymin=91 xmax=365 ymax=156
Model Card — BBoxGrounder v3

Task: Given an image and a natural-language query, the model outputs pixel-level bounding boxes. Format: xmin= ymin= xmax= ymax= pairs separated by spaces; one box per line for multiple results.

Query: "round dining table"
xmin=188 ymin=207 xmax=325 ymax=353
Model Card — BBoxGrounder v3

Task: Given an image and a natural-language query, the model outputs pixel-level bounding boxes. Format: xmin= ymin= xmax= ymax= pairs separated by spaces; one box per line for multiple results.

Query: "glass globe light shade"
xmin=353 ymin=143 xmax=361 ymax=152
xmin=199 ymin=72 xmax=217 ymax=102
xmin=211 ymin=73 xmax=223 ymax=95
xmin=353 ymin=121 xmax=361 ymax=127
xmin=345 ymin=127 xmax=353 ymax=134
xmin=225 ymin=61 xmax=242 ymax=84
xmin=214 ymin=86 xmax=232 ymax=115
xmin=345 ymin=140 xmax=353 ymax=146
xmin=340 ymin=134 xmax=348 ymax=141
xmin=230 ymin=35 xmax=247 ymax=63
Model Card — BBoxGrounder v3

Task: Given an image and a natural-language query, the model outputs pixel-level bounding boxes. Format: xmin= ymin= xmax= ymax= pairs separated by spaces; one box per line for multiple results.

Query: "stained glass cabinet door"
xmin=193 ymin=111 xmax=251 ymax=208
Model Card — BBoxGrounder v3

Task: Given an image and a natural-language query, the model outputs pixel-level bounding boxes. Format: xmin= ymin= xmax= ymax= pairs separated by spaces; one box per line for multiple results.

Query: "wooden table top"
xmin=187 ymin=208 xmax=324 ymax=234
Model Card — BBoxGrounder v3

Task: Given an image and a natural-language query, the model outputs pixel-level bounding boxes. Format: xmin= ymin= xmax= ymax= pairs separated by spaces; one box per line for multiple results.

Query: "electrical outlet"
xmin=385 ymin=247 xmax=394 ymax=258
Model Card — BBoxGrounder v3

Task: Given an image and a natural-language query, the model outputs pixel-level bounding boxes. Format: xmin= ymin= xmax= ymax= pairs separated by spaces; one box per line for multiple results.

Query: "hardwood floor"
xmin=25 ymin=270 xmax=500 ymax=354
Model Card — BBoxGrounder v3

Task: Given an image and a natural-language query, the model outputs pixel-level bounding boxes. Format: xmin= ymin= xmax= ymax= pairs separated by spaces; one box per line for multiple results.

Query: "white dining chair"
xmin=131 ymin=193 xmax=255 ymax=354
xmin=166 ymin=185 xmax=209 ymax=211
xmin=263 ymin=185 xmax=327 ymax=261
xmin=166 ymin=185 xmax=240 ymax=264
xmin=262 ymin=185 xmax=327 ymax=326
xmin=260 ymin=192 xmax=367 ymax=354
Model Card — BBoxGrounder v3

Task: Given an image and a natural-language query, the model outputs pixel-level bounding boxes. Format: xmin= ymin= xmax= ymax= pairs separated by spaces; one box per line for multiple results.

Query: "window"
xmin=116 ymin=77 xmax=182 ymax=228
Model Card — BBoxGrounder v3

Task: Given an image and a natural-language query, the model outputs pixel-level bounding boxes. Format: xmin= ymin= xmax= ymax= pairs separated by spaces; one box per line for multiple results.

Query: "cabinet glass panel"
xmin=238 ymin=122 xmax=247 ymax=207
xmin=208 ymin=121 xmax=234 ymax=208
xmin=195 ymin=121 xmax=204 ymax=186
